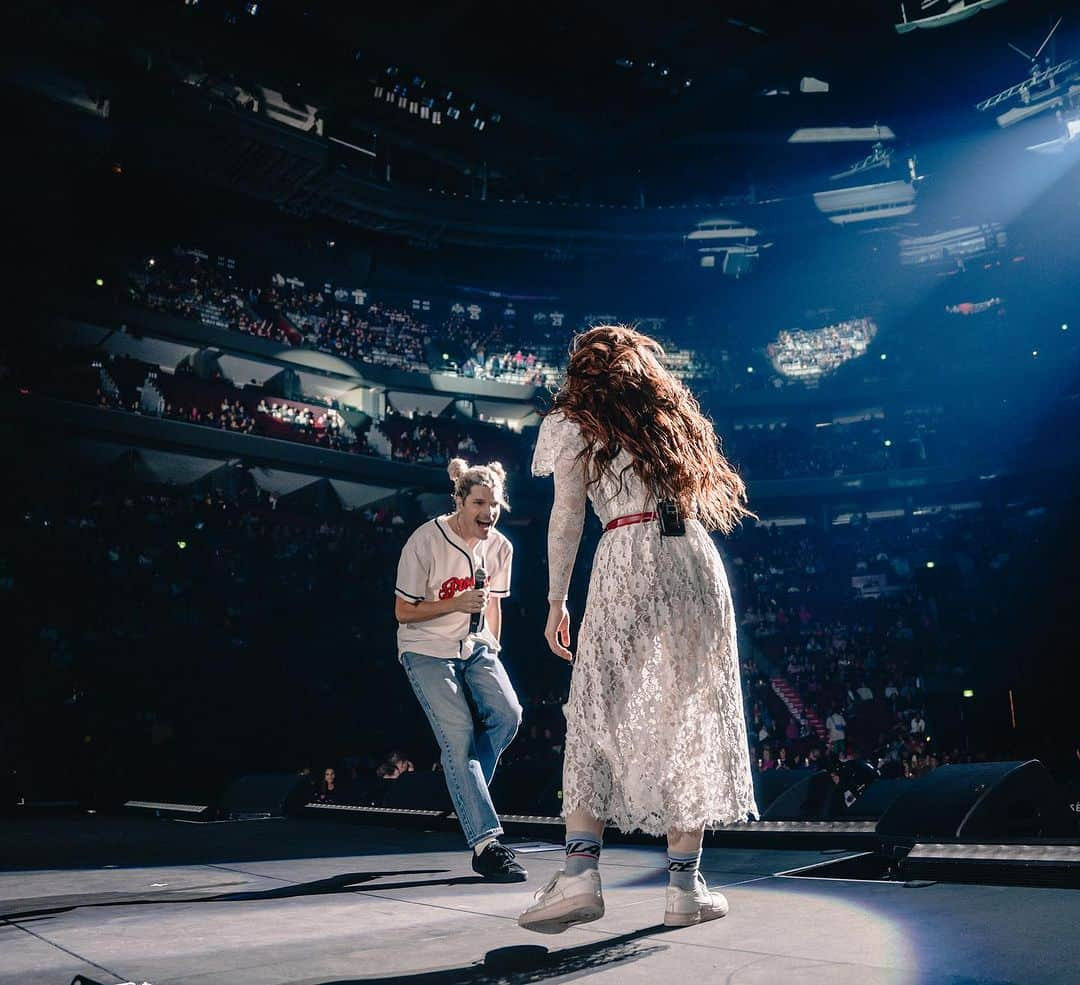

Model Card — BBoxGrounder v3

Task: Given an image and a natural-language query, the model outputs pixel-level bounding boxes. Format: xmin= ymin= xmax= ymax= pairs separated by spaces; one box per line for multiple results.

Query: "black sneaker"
xmin=472 ymin=841 xmax=528 ymax=882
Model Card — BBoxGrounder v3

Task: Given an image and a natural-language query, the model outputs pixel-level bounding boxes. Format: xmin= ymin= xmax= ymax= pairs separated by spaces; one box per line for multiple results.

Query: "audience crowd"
xmin=16 ymin=350 xmax=547 ymax=466
xmin=6 ymin=249 xmax=1074 ymax=819
xmin=2 ymin=474 xmax=418 ymax=805
xmin=723 ymin=410 xmax=963 ymax=481
xmin=126 ymin=252 xmax=724 ymax=398
xmin=2 ymin=442 xmax=1055 ymax=816
xmin=14 ymin=328 xmax=1072 ymax=493
xmin=767 ymin=317 xmax=878 ymax=382
xmin=727 ymin=505 xmax=1049 ymax=790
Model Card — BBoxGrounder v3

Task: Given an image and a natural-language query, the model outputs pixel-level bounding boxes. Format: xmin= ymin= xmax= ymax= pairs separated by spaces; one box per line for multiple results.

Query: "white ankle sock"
xmin=473 ymin=835 xmax=498 ymax=856
xmin=668 ymin=848 xmax=702 ymax=891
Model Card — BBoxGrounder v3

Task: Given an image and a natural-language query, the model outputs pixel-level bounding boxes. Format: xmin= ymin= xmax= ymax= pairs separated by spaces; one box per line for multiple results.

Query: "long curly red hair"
xmin=549 ymin=325 xmax=752 ymax=534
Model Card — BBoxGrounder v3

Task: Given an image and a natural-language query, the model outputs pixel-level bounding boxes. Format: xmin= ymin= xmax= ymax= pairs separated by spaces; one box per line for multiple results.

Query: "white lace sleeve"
xmin=531 ymin=414 xmax=587 ymax=602
xmin=531 ymin=412 xmax=566 ymax=478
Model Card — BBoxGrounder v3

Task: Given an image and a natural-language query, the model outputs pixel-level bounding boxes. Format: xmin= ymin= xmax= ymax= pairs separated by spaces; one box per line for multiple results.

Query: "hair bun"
xmin=447 ymin=458 xmax=470 ymax=481
xmin=486 ymin=461 xmax=507 ymax=483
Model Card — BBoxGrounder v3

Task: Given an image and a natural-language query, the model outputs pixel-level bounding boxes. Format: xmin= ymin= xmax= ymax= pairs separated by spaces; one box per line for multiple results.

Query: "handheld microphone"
xmin=470 ymin=565 xmax=487 ymax=634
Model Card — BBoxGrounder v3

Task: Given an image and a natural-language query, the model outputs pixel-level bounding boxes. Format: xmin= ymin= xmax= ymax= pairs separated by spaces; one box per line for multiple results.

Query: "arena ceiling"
xmin=16 ymin=0 xmax=1075 ymax=205
xmin=225 ymin=0 xmax=1075 ymax=199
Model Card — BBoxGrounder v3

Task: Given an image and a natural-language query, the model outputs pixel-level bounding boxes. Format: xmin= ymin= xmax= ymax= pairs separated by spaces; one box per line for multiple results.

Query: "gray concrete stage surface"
xmin=1 ymin=816 xmax=1077 ymax=985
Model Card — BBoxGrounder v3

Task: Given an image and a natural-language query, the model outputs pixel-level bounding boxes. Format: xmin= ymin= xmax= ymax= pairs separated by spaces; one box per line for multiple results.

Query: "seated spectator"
xmin=826 ymin=710 xmax=847 ymax=754
xmin=376 ymin=750 xmax=416 ymax=780
xmin=285 ymin=767 xmax=317 ymax=812
xmin=313 ymin=766 xmax=340 ymax=804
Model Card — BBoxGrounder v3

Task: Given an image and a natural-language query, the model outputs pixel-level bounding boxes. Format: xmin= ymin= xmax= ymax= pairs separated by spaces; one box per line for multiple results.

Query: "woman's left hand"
xmin=545 ymin=602 xmax=573 ymax=662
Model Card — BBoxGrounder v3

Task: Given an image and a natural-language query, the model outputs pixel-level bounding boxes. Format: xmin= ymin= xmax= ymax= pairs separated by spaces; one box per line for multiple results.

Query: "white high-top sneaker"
xmin=518 ymin=869 xmax=605 ymax=934
xmin=664 ymin=871 xmax=729 ymax=927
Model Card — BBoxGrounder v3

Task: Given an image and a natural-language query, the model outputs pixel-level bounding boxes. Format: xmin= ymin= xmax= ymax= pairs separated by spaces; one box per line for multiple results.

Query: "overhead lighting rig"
xmin=371 ymin=64 xmax=500 ymax=133
xmin=830 ymin=142 xmax=893 ymax=181
xmin=896 ymin=0 xmax=1008 ymax=34
xmin=976 ymin=18 xmax=1080 ymax=129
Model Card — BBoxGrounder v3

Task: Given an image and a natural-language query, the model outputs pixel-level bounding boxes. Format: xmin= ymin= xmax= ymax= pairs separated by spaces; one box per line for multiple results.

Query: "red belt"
xmin=604 ymin=511 xmax=657 ymax=532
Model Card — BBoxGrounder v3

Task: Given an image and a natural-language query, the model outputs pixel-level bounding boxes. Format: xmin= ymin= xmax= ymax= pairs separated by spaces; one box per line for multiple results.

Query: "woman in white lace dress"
xmin=519 ymin=325 xmax=757 ymax=934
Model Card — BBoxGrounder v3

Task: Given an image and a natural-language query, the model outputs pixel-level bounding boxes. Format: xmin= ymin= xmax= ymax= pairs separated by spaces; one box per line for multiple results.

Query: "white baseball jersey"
xmin=395 ymin=515 xmax=513 ymax=659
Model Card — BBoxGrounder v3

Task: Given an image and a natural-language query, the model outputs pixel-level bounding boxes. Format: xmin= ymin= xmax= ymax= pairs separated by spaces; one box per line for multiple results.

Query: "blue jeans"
xmin=401 ymin=644 xmax=523 ymax=847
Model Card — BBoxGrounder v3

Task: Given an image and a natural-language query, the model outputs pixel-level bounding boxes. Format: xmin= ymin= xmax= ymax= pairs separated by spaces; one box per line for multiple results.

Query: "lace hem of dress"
xmin=560 ymin=793 xmax=758 ymax=837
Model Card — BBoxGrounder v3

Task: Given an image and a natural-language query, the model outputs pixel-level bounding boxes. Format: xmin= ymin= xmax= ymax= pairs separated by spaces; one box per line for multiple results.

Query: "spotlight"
xmin=926 ymin=561 xmax=935 ymax=569
xmin=95 ymin=278 xmax=104 ymax=287
xmin=746 ymin=366 xmax=754 ymax=373
xmin=177 ymin=540 xmax=187 ymax=550
xmin=880 ymin=353 xmax=887 ymax=360
xmin=962 ymin=689 xmax=975 ymax=699
xmin=1062 ymin=324 xmax=1069 ymax=331
xmin=1032 ymin=349 xmax=1038 ymax=357
xmin=883 ymin=439 xmax=892 ymax=447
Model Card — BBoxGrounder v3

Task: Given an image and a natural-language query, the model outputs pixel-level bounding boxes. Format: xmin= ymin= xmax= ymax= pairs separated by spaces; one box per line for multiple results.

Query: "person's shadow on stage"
xmin=68 ymin=929 xmax=671 ymax=985
xmin=0 ymin=869 xmax=488 ymax=923
xmin=307 ymin=926 xmax=672 ymax=984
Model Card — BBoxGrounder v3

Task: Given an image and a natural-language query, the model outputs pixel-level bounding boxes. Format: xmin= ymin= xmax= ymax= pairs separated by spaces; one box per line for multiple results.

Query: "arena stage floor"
xmin=0 ymin=815 xmax=1077 ymax=985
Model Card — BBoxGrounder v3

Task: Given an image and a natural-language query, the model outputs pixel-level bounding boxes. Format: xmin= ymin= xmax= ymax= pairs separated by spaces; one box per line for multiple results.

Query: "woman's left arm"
xmin=544 ymin=448 xmax=587 ymax=661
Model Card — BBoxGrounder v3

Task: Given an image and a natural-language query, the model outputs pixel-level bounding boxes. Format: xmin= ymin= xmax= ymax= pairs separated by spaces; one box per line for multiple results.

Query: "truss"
xmin=831 ymin=142 xmax=894 ymax=181
xmin=977 ymin=58 xmax=1077 ymax=111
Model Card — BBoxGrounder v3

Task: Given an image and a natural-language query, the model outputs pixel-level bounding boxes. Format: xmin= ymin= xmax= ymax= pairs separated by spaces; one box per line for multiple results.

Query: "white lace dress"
xmin=532 ymin=412 xmax=758 ymax=835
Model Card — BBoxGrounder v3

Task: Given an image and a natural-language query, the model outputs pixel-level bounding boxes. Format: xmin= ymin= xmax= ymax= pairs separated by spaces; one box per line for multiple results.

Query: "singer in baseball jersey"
xmin=394 ymin=458 xmax=526 ymax=882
